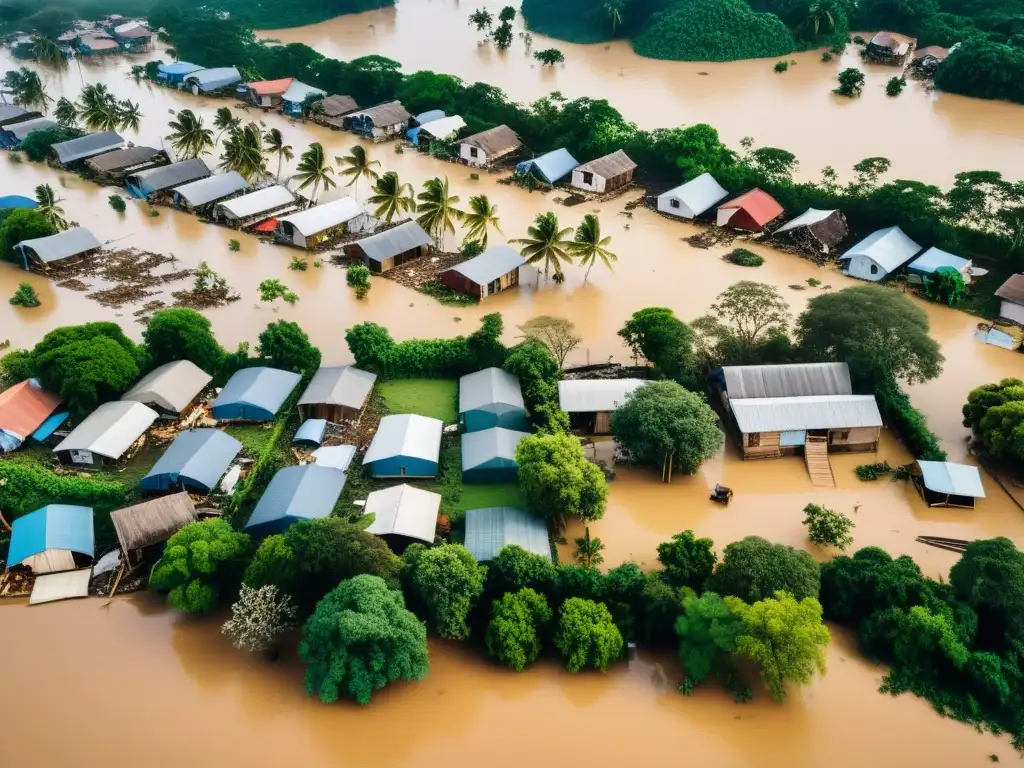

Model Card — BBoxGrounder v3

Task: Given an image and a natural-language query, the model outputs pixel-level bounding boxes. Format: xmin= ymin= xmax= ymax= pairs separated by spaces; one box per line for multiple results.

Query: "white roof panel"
xmin=54 ymin=401 xmax=159 ymax=460
xmin=363 ymin=414 xmax=443 ymax=463
xmin=121 ymin=360 xmax=212 ymax=413
xmin=29 ymin=568 xmax=92 ymax=604
xmin=558 ymin=379 xmax=645 ymax=413
xmin=658 ymin=173 xmax=729 ymax=217
xmin=278 ymin=197 xmax=364 ymax=237
xmin=917 ymin=461 xmax=986 ymax=498
xmin=418 ymin=115 xmax=465 ymax=139
xmin=840 ymin=226 xmax=921 ymax=273
xmin=775 ymin=208 xmax=837 ymax=234
xmin=364 ymin=484 xmax=441 ymax=543
xmin=730 ymin=395 xmax=882 ymax=433
xmin=214 ymin=185 xmax=294 ymax=220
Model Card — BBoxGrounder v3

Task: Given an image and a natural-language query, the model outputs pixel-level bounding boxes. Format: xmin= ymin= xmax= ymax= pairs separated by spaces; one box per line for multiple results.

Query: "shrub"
xmin=853 ymin=35 xmax=865 ymax=44
xmin=9 ymin=282 xmax=40 ymax=308
xmin=222 ymin=584 xmax=298 ymax=653
xmin=347 ymin=263 xmax=371 ymax=299
xmin=835 ymin=67 xmax=866 ymax=96
xmin=228 ymin=238 xmax=241 ymax=252
xmin=886 ymin=76 xmax=906 ymax=96
xmin=406 ymin=543 xmax=486 ymax=640
xmin=517 ymin=432 xmax=609 ymax=527
xmin=725 ymin=248 xmax=764 ymax=267
xmin=108 ymin=194 xmax=127 ymax=213
xmin=19 ymin=126 xmax=84 ymax=162
xmin=821 ymin=51 xmax=833 ymax=62
xmin=802 ymin=503 xmax=855 ymax=550
xmin=143 ymin=307 xmax=225 ymax=373
xmin=486 ymin=588 xmax=553 ymax=671
xmin=148 ymin=209 xmax=160 ymax=217
xmin=0 ymin=209 xmax=56 ymax=264
xmin=534 ymin=48 xmax=565 ymax=66
xmin=461 ymin=239 xmax=485 ymax=258
xmin=855 ymin=461 xmax=891 ymax=481
xmin=876 ymin=377 xmax=947 ymax=461
xmin=774 ymin=60 xmax=789 ymax=72
xmin=554 ymin=597 xmax=623 ymax=672
xmin=657 ymin=530 xmax=717 ymax=590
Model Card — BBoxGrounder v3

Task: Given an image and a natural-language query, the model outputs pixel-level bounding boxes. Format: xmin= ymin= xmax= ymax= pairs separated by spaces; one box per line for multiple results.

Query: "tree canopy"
xmin=142 ymin=308 xmax=224 ymax=375
xmin=486 ymin=588 xmax=553 ymax=671
xmin=657 ymin=530 xmax=718 ymax=590
xmin=707 ymin=536 xmax=821 ymax=603
xmin=675 ymin=591 xmax=741 ymax=687
xmin=0 ymin=208 xmax=56 ymax=265
xmin=516 ymin=432 xmax=608 ymax=527
xmin=617 ymin=307 xmax=694 ymax=381
xmin=257 ymin=320 xmax=321 ymax=375
xmin=554 ymin=597 xmax=624 ymax=672
xmin=406 ymin=543 xmax=487 ymax=640
xmin=962 ymin=379 xmax=1024 ymax=465
xmin=949 ymin=538 xmax=1024 ymax=650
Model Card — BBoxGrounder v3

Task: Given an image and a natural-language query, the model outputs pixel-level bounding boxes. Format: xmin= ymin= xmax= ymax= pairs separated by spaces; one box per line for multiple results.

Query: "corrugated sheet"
xmin=516 ymin=148 xmax=579 ymax=184
xmin=52 ymin=131 xmax=124 ymax=164
xmin=293 ymin=418 xmax=327 ymax=446
xmin=214 ymin=185 xmax=294 ymax=220
xmin=558 ymin=379 xmax=645 ymax=412
xmin=444 ymin=245 xmax=525 ymax=286
xmin=840 ymin=226 xmax=922 ymax=273
xmin=313 ymin=444 xmax=356 ymax=471
xmin=722 ymin=363 xmax=852 ymax=399
xmin=17 ymin=227 xmax=101 ymax=264
xmin=157 ymin=61 xmax=202 ymax=76
xmin=994 ymin=274 xmax=1024 ymax=305
xmin=0 ymin=105 xmax=29 ymax=122
xmin=455 ymin=124 xmax=519 ymax=156
xmin=244 ymin=464 xmax=346 ymax=532
xmin=299 ymin=365 xmax=377 ymax=408
xmin=464 ymin=506 xmax=550 ymax=562
xmin=173 ymin=172 xmax=248 ymax=208
xmin=139 ymin=429 xmax=242 ymax=493
xmin=6 ymin=505 xmax=94 ymax=568
xmin=418 ymin=115 xmax=465 ymax=139
xmin=459 ymin=367 xmax=525 ymax=413
xmin=278 ymin=197 xmax=364 ymax=236
xmin=213 ymin=367 xmax=302 ymax=419
xmin=355 ymin=221 xmax=433 ymax=264
xmin=908 ymin=247 xmax=971 ymax=275
xmin=658 ymin=173 xmax=729 ymax=217
xmin=282 ymin=80 xmax=325 ymax=104
xmin=128 ymin=158 xmax=210 ymax=194
xmin=574 ymin=149 xmax=637 ymax=179
xmin=730 ymin=395 xmax=882 ymax=433
xmin=185 ymin=67 xmax=242 ymax=91
xmin=364 ymin=414 xmax=443 ymax=463
xmin=111 ymin=492 xmax=197 ymax=551
xmin=54 ymin=401 xmax=159 ymax=459
xmin=29 ymin=568 xmax=92 ymax=604
xmin=364 ymin=484 xmax=441 ymax=543
xmin=461 ymin=427 xmax=529 ymax=470
xmin=86 ymin=146 xmax=164 ymax=172
xmin=0 ymin=379 xmax=60 ymax=442
xmin=6 ymin=118 xmax=57 ymax=140
xmin=414 ymin=109 xmax=445 ymax=124
xmin=917 ymin=461 xmax=986 ymax=498
xmin=121 ymin=359 xmax=212 ymax=413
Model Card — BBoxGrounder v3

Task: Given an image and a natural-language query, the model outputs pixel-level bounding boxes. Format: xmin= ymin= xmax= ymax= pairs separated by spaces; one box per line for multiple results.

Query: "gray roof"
xmin=558 ymin=379 xmax=645 ymax=413
xmin=185 ymin=67 xmax=242 ymax=91
xmin=5 ymin=118 xmax=58 ymax=141
xmin=461 ymin=427 xmax=529 ymax=470
xmin=128 ymin=158 xmax=210 ymax=194
xmin=658 ymin=173 xmax=729 ymax=217
xmin=17 ymin=227 xmax=101 ymax=264
xmin=414 ymin=109 xmax=445 ymax=125
xmin=459 ymin=367 xmax=524 ymax=413
xmin=278 ymin=197 xmax=364 ymax=236
xmin=299 ymin=365 xmax=377 ymax=410
xmin=173 ymin=172 xmax=248 ymax=208
xmin=730 ymin=395 xmax=882 ymax=433
xmin=214 ymin=367 xmax=302 ymax=416
xmin=85 ymin=146 xmax=164 ymax=172
xmin=364 ymin=484 xmax=441 ymax=543
xmin=244 ymin=464 xmax=346 ymax=531
xmin=350 ymin=101 xmax=411 ymax=127
xmin=464 ymin=506 xmax=551 ymax=562
xmin=723 ymin=363 xmax=852 ymax=399
xmin=517 ymin=148 xmax=579 ymax=184
xmin=355 ymin=221 xmax=433 ymax=264
xmin=293 ymin=418 xmax=327 ymax=446
xmin=443 ymin=245 xmax=525 ymax=286
xmin=141 ymin=429 xmax=242 ymax=491
xmin=907 ymin=246 xmax=971 ymax=275
xmin=316 ymin=94 xmax=358 ymax=117
xmin=52 ymin=131 xmax=124 ymax=164
xmin=282 ymin=80 xmax=326 ymax=103
xmin=312 ymin=444 xmax=356 ymax=471
xmin=363 ymin=414 xmax=443 ymax=464
xmin=840 ymin=226 xmax=922 ymax=273
xmin=54 ymin=401 xmax=159 ymax=460
xmin=121 ymin=360 xmax=212 ymax=413
xmin=214 ymin=185 xmax=294 ymax=220
xmin=574 ymin=149 xmax=637 ymax=179
xmin=917 ymin=461 xmax=986 ymax=498
xmin=775 ymin=208 xmax=838 ymax=234
xmin=0 ymin=105 xmax=29 ymax=123
xmin=455 ymin=124 xmax=520 ymax=156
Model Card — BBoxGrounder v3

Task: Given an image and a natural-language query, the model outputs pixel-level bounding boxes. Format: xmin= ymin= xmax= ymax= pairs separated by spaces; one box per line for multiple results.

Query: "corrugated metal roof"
xmin=775 ymin=208 xmax=837 ymax=234
xmin=313 ymin=444 xmax=356 ymax=471
xmin=140 ymin=429 xmax=241 ymax=493
xmin=86 ymin=146 xmax=163 ymax=172
xmin=658 ymin=173 xmax=729 ymax=217
xmin=157 ymin=61 xmax=203 ymax=76
xmin=121 ymin=360 xmax=212 ymax=413
xmin=6 ymin=118 xmax=58 ymax=140
xmin=52 ymin=131 xmax=124 ymax=164
xmin=278 ymin=197 xmax=364 ymax=236
xmin=110 ymin=492 xmax=197 ymax=552
xmin=0 ymin=379 xmax=60 ymax=442
xmin=917 ymin=461 xmax=986 ymax=498
xmin=29 ymin=568 xmax=92 ymax=604
xmin=54 ymin=401 xmax=159 ymax=459
xmin=214 ymin=185 xmax=294 ymax=220
xmin=461 ymin=427 xmax=529 ymax=470
xmin=730 ymin=395 xmax=882 ymax=433
xmin=464 ymin=506 xmax=550 ymax=562
xmin=173 ymin=172 xmax=248 ymax=207
xmin=996 ymin=274 xmax=1024 ymax=305
xmin=414 ymin=109 xmax=445 ymax=124
xmin=574 ymin=149 xmax=637 ymax=179
xmin=354 ymin=221 xmax=433 ymax=264
xmin=185 ymin=67 xmax=242 ymax=91
xmin=443 ymin=245 xmax=525 ymax=286
xmin=516 ymin=148 xmax=579 ymax=183
xmin=364 ymin=414 xmax=443 ymax=463
xmin=722 ymin=363 xmax=852 ymax=399
xmin=840 ymin=226 xmax=921 ymax=273
xmin=417 ymin=115 xmax=465 ymax=139
xmin=6 ymin=505 xmax=95 ymax=569
xmin=908 ymin=246 xmax=971 ymax=275
xmin=364 ymin=484 xmax=441 ymax=543
xmin=558 ymin=379 xmax=645 ymax=412
xmin=459 ymin=367 xmax=524 ymax=413
xmin=17 ymin=227 xmax=101 ymax=264
xmin=299 ymin=365 xmax=377 ymax=409
xmin=244 ymin=464 xmax=346 ymax=532
xmin=128 ymin=158 xmax=210 ymax=194
xmin=293 ymin=418 xmax=327 ymax=446
xmin=282 ymin=80 xmax=325 ymax=103
xmin=213 ymin=367 xmax=302 ymax=417
xmin=455 ymin=124 xmax=519 ymax=155
xmin=718 ymin=188 xmax=784 ymax=228
xmin=0 ymin=105 xmax=29 ymax=122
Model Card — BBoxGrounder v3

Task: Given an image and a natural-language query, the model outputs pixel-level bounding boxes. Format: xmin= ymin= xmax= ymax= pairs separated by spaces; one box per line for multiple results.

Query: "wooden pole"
xmin=667 ymin=452 xmax=674 ymax=484
xmin=101 ymin=561 xmax=127 ymax=608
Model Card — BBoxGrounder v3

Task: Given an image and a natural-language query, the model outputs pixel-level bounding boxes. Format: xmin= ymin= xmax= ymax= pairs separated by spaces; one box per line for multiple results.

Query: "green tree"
xmin=569 ymin=214 xmax=616 ymax=281
xmin=3 ymin=67 xmax=52 ymax=113
xmin=486 ymin=588 xmax=553 ymax=671
xmin=639 ymin=574 xmax=686 ymax=646
xmin=213 ymin=106 xmax=241 ymax=144
xmin=493 ymin=21 xmax=515 ymax=50
xmin=610 ymin=380 xmax=723 ymax=480
xmin=416 ymin=176 xmax=463 ymax=249
xmin=257 ymin=320 xmax=321 ymax=374
xmin=675 ymin=591 xmax=742 ymax=687
xmin=32 ymin=35 xmax=66 ymax=68
xmin=263 ymin=128 xmax=294 ymax=184
xmin=499 ymin=5 xmax=517 ymax=22
xmin=300 ymin=575 xmax=429 ymax=705
xmin=707 ymin=536 xmax=821 ymax=603
xmin=0 ymin=209 xmax=56 ymax=264
xmin=516 ymin=432 xmax=609 ymax=528
xmin=407 ymin=543 xmax=487 ymax=640
xmin=32 ymin=184 xmax=67 ymax=231
xmin=923 ymin=267 xmax=964 ymax=307
xmin=142 ymin=308 xmax=225 ymax=373
xmin=511 ymin=211 xmax=574 ymax=280
xmin=54 ymin=97 xmax=77 ymax=128
xmin=461 ymin=194 xmax=502 ymax=248
xmin=835 ymin=67 xmax=866 ymax=97
xmin=605 ymin=0 xmax=625 ymax=35
xmin=886 ymin=76 xmax=906 ymax=96
xmin=574 ymin=527 xmax=606 ymax=567
xmin=962 ymin=379 xmax=1024 ymax=464
xmin=707 ymin=281 xmax=790 ymax=353
xmin=617 ymin=307 xmax=694 ymax=380
xmin=243 ymin=534 xmax=298 ymax=592
xmin=150 ymin=519 xmax=252 ymax=614
xmin=9 ymin=282 xmax=40 ymax=308
xmin=484 ymin=544 xmax=559 ymax=602
xmin=345 ymin=322 xmax=396 ymax=373
xmin=949 ymin=538 xmax=1024 ymax=650
xmin=802 ymin=503 xmax=855 ymax=550
xmin=336 ymin=145 xmax=380 ymax=201
xmin=554 ymin=597 xmax=623 ymax=672
xmin=469 ymin=7 xmax=494 ymax=31
xmin=658 ymin=530 xmax=717 ymax=590
xmin=534 ymin=48 xmax=566 ymax=66
xmin=166 ymin=109 xmax=214 ymax=160
xmin=293 ymin=142 xmax=336 ymax=206
xmin=367 ymin=171 xmax=415 ymax=224
xmin=219 ymin=122 xmax=268 ymax=182
xmin=257 ymin=278 xmax=299 ymax=305
xmin=347 ymin=263 xmax=371 ymax=299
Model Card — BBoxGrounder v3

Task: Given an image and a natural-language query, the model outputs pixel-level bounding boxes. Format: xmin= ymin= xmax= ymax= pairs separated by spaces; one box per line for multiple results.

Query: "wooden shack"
xmin=570 ymin=150 xmax=637 ymax=195
xmin=439 ymin=245 xmax=525 ymax=300
xmin=110 ymin=492 xmax=198 ymax=566
xmin=341 ymin=101 xmax=411 ymax=141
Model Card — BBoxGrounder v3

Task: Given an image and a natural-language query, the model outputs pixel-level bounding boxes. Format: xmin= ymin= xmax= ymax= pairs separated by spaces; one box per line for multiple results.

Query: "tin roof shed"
xmin=442 ymin=245 xmax=525 ymax=287
xmin=363 ymin=414 xmax=443 ymax=464
xmin=840 ymin=226 xmax=922 ymax=274
xmin=464 ymin=507 xmax=550 ymax=562
xmin=212 ymin=367 xmax=301 ymax=421
xmin=907 ymin=247 xmax=971 ymax=276
xmin=214 ymin=185 xmax=294 ymax=221
xmin=515 ymin=148 xmax=579 ymax=184
xmin=184 ymin=67 xmax=242 ymax=92
xmin=0 ymin=379 xmax=60 ymax=451
xmin=51 ymin=131 xmax=124 ymax=164
xmin=658 ymin=173 xmax=729 ymax=218
xmin=6 ymin=505 xmax=94 ymax=573
xmin=313 ymin=444 xmax=357 ymax=471
xmin=127 ymin=158 xmax=211 ymax=196
xmin=917 ymin=461 xmax=985 ymax=499
xmin=277 ymin=197 xmax=365 ymax=237
xmin=364 ymin=484 xmax=441 ymax=543
xmin=729 ymin=395 xmax=882 ymax=434
xmin=110 ymin=492 xmax=197 ymax=552
xmin=244 ymin=464 xmax=347 ymax=536
xmin=139 ymin=429 xmax=242 ymax=494
xmin=4 ymin=118 xmax=57 ymax=141
xmin=54 ymin=401 xmax=159 ymax=460
xmin=173 ymin=172 xmax=248 ymax=208
xmin=354 ymin=221 xmax=433 ymax=266
xmin=293 ymin=418 xmax=327 ymax=447
xmin=717 ymin=188 xmax=784 ymax=231
xmin=16 ymin=227 xmax=101 ymax=268
xmin=558 ymin=379 xmax=645 ymax=413
xmin=121 ymin=360 xmax=212 ymax=414
xmin=299 ymin=365 xmax=377 ymax=410
xmin=722 ymin=363 xmax=852 ymax=399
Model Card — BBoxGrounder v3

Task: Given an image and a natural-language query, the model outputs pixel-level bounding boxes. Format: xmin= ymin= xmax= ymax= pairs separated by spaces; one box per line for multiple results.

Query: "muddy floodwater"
xmin=3 ymin=21 xmax=1024 ymax=765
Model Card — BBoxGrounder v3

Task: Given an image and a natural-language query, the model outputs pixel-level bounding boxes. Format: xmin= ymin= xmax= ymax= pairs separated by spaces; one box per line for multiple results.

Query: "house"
xmin=246 ymin=78 xmax=293 ymax=109
xmin=731 ymin=395 xmax=882 ymax=458
xmin=112 ymin=21 xmax=153 ymax=51
xmin=459 ymin=367 xmax=528 ymax=432
xmin=717 ymin=188 xmax=784 ymax=232
xmin=312 ymin=444 xmax=357 ymax=471
xmin=184 ymin=67 xmax=242 ymax=94
xmin=346 ymin=220 xmax=433 ymax=273
xmin=156 ymin=61 xmax=203 ymax=85
xmin=138 ymin=428 xmax=242 ymax=494
xmin=907 ymin=247 xmax=973 ymax=282
xmin=171 ymin=172 xmax=249 ymax=212
xmin=715 ymin=362 xmax=853 ymax=405
xmin=866 ymin=31 xmax=916 ymax=65
xmin=298 ymin=365 xmax=377 ymax=422
xmin=120 ymin=360 xmax=212 ymax=417
xmin=212 ymin=367 xmax=302 ymax=421
xmin=243 ymin=464 xmax=346 ymax=537
xmin=364 ymin=484 xmax=441 ymax=549
xmin=0 ymin=379 xmax=60 ymax=453
xmin=912 ymin=460 xmax=986 ymax=509
xmin=570 ymin=150 xmax=637 ymax=195
xmin=408 ymin=115 xmax=465 ymax=147
xmin=275 ymin=197 xmax=368 ymax=249
xmin=773 ymin=208 xmax=848 ymax=253
xmin=912 ymin=45 xmax=952 ymax=73
xmin=50 ymin=131 xmax=124 ymax=166
xmin=995 ymin=274 xmax=1024 ymax=324
xmin=656 ymin=173 xmax=729 ymax=219
xmin=5 ymin=505 xmax=94 ymax=574
xmin=53 ymin=400 xmax=159 ymax=469
xmin=839 ymin=225 xmax=921 ymax=282
xmin=126 ymin=158 xmax=211 ymax=199
xmin=461 ymin=427 xmax=530 ymax=482
xmin=314 ymin=94 xmax=359 ymax=124
xmin=342 ymin=101 xmax=412 ymax=141
xmin=110 ymin=491 xmax=197 ymax=565
xmin=212 ymin=185 xmax=296 ymax=227
xmin=0 ymin=117 xmax=58 ymax=149
xmin=454 ymin=124 xmax=520 ymax=167
xmin=78 ymin=34 xmax=119 ymax=55
xmin=15 ymin=227 xmax=101 ymax=270
xmin=515 ymin=148 xmax=579 ymax=184
xmin=558 ymin=379 xmax=645 ymax=435
xmin=464 ymin=507 xmax=550 ymax=562
xmin=0 ymin=195 xmax=36 ymax=210
xmin=0 ymin=105 xmax=41 ymax=129
xmin=281 ymin=80 xmax=326 ymax=117
xmin=363 ymin=414 xmax=443 ymax=478
xmin=85 ymin=146 xmax=168 ymax=180
xmin=439 ymin=245 xmax=526 ymax=300
xmin=292 ymin=419 xmax=327 ymax=447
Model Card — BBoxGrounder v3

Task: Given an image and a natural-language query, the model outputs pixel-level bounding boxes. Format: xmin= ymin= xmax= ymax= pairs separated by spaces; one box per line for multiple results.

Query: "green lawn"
xmin=454 ymin=482 xmax=526 ymax=513
xmin=378 ymin=378 xmax=459 ymax=424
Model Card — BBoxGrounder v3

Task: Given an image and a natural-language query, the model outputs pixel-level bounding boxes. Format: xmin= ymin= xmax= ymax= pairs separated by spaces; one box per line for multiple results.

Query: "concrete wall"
xmin=843 ymin=254 xmax=888 ymax=282
xmin=656 ymin=195 xmax=696 ymax=219
xmin=571 ymin=169 xmax=607 ymax=194
xmin=460 ymin=144 xmax=487 ymax=166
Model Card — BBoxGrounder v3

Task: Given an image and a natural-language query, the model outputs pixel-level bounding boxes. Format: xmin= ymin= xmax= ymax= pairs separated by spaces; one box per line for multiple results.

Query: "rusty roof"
xmin=0 ymin=379 xmax=60 ymax=440
xmin=574 ymin=149 xmax=637 ymax=179
xmin=995 ymin=274 xmax=1024 ymax=305
xmin=718 ymin=188 xmax=784 ymax=227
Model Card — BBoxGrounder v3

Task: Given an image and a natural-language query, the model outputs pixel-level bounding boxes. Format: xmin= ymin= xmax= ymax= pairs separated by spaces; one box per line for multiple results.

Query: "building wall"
xmin=571 ymin=169 xmax=607 ymax=194
xmin=740 ymin=428 xmax=879 ymax=458
xmin=740 ymin=431 xmax=782 ymax=458
xmin=300 ymin=402 xmax=359 ymax=422
xmin=460 ymin=144 xmax=488 ymax=166
xmin=463 ymin=406 xmax=529 ymax=433
xmin=56 ymin=449 xmax=109 ymax=469
xmin=368 ymin=455 xmax=438 ymax=479
xmin=212 ymin=404 xmax=275 ymax=421
xmin=656 ymin=195 xmax=696 ymax=219
xmin=463 ymin=459 xmax=519 ymax=483
xmin=843 ymin=254 xmax=888 ymax=282
xmin=724 ymin=209 xmax=765 ymax=233
xmin=480 ymin=267 xmax=521 ymax=299
xmin=999 ymin=300 xmax=1024 ymax=324
xmin=439 ymin=269 xmax=482 ymax=298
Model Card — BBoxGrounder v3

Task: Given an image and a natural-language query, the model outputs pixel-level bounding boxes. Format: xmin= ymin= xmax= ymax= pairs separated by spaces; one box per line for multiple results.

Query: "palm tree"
xmin=4 ymin=68 xmax=52 ymax=114
xmin=604 ymin=0 xmax=625 ymax=36
xmin=34 ymin=184 xmax=68 ymax=231
xmin=32 ymin=36 xmax=66 ymax=68
xmin=367 ymin=171 xmax=415 ymax=224
xmin=117 ymin=99 xmax=143 ymax=132
xmin=416 ymin=176 xmax=463 ymax=249
xmin=461 ymin=194 xmax=502 ymax=248
xmin=77 ymin=84 xmax=119 ymax=131
xmin=336 ymin=145 xmax=380 ymax=201
xmin=264 ymin=128 xmax=294 ymax=183
xmin=166 ymin=109 xmax=214 ymax=160
xmin=54 ymin=97 xmax=78 ymax=128
xmin=293 ymin=142 xmax=336 ymax=207
xmin=213 ymin=106 xmax=240 ymax=144
xmin=804 ymin=0 xmax=838 ymax=38
xmin=573 ymin=527 xmax=605 ymax=568
xmin=511 ymin=211 xmax=574 ymax=279
xmin=569 ymin=214 xmax=617 ymax=281
xmin=220 ymin=122 xmax=268 ymax=182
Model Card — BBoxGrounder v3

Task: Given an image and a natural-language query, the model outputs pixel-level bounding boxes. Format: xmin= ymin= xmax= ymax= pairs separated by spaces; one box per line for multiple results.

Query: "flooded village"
xmin=2 ymin=1 xmax=1024 ymax=766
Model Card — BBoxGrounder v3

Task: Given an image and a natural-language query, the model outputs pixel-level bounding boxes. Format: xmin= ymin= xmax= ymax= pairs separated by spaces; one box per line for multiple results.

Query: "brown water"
xmin=3 ymin=38 xmax=1024 ymax=765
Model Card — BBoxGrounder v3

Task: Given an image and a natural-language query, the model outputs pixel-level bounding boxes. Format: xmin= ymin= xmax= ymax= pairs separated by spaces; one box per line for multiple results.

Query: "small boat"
xmin=710 ymin=484 xmax=733 ymax=505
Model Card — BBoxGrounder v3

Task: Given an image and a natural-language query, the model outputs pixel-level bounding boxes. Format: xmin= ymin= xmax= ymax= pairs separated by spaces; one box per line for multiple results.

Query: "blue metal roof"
xmin=515 ymin=148 xmax=579 ymax=184
xmin=212 ymin=367 xmax=302 ymax=421
xmin=293 ymin=419 xmax=327 ymax=447
xmin=7 ymin=505 xmax=95 ymax=568
xmin=414 ymin=109 xmax=445 ymax=125
xmin=139 ymin=429 xmax=243 ymax=493
xmin=244 ymin=464 xmax=346 ymax=534
xmin=0 ymin=195 xmax=37 ymax=209
xmin=32 ymin=411 xmax=69 ymax=441
xmin=158 ymin=61 xmax=203 ymax=76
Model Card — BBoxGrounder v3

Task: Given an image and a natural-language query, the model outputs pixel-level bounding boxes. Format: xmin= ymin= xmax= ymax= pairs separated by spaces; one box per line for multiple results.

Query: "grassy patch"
xmin=420 ymin=280 xmax=478 ymax=307
xmin=725 ymin=247 xmax=765 ymax=267
xmin=455 ymin=482 xmax=526 ymax=513
xmin=224 ymin=423 xmax=279 ymax=459
xmin=378 ymin=378 xmax=458 ymax=423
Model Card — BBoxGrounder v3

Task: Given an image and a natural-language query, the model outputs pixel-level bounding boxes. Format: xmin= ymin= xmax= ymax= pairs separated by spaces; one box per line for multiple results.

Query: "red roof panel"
xmin=718 ymin=188 xmax=784 ymax=227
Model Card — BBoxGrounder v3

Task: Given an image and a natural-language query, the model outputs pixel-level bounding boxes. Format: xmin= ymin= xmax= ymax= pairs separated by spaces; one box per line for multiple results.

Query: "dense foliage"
xmin=0 ymin=209 xmax=56 ymax=265
xmin=485 ymin=588 xmax=553 ymax=671
xmin=707 ymin=536 xmax=821 ymax=602
xmin=617 ymin=307 xmax=694 ymax=381
xmin=962 ymin=378 xmax=1024 ymax=464
xmin=19 ymin=127 xmax=85 ymax=163
xmin=935 ymin=40 xmax=1024 ymax=105
xmin=802 ymin=503 xmax=855 ymax=550
xmin=554 ymin=597 xmax=624 ymax=672
xmin=502 ymin=341 xmax=566 ymax=433
xmin=657 ymin=530 xmax=717 ymax=590
xmin=142 ymin=308 xmax=224 ymax=374
xmin=405 ymin=543 xmax=487 ymax=640
xmin=256 ymin=320 xmax=321 ymax=375
xmin=516 ymin=432 xmax=609 ymax=527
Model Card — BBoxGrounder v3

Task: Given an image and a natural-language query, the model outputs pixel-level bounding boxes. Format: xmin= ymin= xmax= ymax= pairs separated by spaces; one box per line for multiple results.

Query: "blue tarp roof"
xmin=7 ymin=505 xmax=94 ymax=568
xmin=139 ymin=429 xmax=243 ymax=493
xmin=244 ymin=464 xmax=346 ymax=534
xmin=414 ymin=109 xmax=445 ymax=125
xmin=32 ymin=411 xmax=69 ymax=441
xmin=515 ymin=148 xmax=579 ymax=184
xmin=293 ymin=418 xmax=327 ymax=447
xmin=0 ymin=195 xmax=37 ymax=209
xmin=213 ymin=367 xmax=301 ymax=420
xmin=157 ymin=61 xmax=203 ymax=76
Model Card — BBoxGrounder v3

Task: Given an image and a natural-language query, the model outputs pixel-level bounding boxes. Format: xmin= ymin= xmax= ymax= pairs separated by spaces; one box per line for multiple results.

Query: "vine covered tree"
xmin=151 ymin=519 xmax=252 ymax=614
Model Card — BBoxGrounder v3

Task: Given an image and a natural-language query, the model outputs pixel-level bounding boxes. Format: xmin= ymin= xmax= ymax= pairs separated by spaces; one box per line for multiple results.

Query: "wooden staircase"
xmin=805 ymin=436 xmax=835 ymax=487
